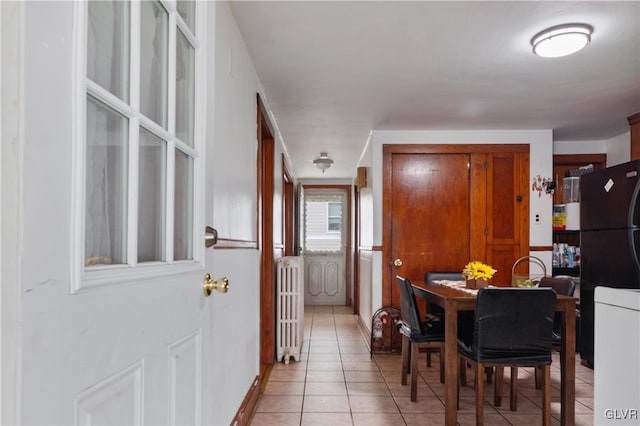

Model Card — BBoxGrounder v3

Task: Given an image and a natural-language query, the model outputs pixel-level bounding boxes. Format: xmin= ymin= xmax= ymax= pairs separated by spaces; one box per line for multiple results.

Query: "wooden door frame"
xmin=257 ymin=95 xmax=276 ymax=369
xmin=302 ymin=184 xmax=353 ymax=307
xmin=382 ymin=144 xmax=529 ymax=308
xmin=282 ymin=157 xmax=295 ymax=257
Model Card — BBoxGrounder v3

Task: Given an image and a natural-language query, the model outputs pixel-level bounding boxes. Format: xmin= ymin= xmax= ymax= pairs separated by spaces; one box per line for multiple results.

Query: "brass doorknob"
xmin=203 ymin=273 xmax=229 ymax=297
xmin=393 ymin=258 xmax=403 ymax=267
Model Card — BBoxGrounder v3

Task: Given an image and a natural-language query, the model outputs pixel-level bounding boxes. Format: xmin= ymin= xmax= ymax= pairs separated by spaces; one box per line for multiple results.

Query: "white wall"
xmin=554 ymin=131 xmax=631 ymax=167
xmin=209 ymin=2 xmax=286 ymax=424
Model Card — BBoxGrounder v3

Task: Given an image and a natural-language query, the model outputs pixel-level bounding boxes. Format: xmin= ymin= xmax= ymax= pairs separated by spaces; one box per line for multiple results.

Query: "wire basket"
xmin=511 ymin=256 xmax=547 ymax=287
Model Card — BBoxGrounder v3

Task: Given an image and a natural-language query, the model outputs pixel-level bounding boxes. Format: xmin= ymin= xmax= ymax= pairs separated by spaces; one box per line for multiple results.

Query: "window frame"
xmin=70 ymin=0 xmax=206 ymax=292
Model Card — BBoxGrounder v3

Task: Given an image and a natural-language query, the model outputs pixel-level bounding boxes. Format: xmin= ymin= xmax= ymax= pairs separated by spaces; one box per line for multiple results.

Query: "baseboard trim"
xmin=230 ymin=375 xmax=261 ymax=426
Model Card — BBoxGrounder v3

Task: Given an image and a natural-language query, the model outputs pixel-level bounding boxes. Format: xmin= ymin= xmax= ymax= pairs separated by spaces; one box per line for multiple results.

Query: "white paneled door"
xmin=2 ymin=2 xmax=217 ymax=425
xmin=302 ymin=190 xmax=347 ymax=305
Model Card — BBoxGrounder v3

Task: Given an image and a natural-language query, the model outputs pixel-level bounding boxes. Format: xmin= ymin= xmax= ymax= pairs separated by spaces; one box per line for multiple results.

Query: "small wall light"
xmin=313 ymin=152 xmax=333 ymax=173
xmin=531 ymin=24 xmax=593 ymax=58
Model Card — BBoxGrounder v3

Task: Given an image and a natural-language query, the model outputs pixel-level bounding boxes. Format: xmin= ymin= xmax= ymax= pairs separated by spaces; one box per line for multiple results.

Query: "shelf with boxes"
xmin=552 ymin=176 xmax=582 ymax=277
xmin=552 ymin=230 xmax=580 ymax=276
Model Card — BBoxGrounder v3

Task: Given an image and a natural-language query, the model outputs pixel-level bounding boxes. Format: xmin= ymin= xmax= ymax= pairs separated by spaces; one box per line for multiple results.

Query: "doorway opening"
xmin=301 ymin=186 xmax=352 ymax=306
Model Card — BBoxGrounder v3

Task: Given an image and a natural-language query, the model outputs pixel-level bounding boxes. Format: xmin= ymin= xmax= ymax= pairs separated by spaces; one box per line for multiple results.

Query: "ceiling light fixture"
xmin=313 ymin=152 xmax=334 ymax=173
xmin=531 ymin=24 xmax=593 ymax=58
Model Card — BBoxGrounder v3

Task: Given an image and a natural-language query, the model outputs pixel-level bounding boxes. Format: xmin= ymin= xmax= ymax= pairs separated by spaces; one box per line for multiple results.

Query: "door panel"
xmin=485 ymin=152 xmax=529 ymax=285
xmin=302 ymin=189 xmax=347 ymax=305
xmin=389 ymin=153 xmax=471 ymax=304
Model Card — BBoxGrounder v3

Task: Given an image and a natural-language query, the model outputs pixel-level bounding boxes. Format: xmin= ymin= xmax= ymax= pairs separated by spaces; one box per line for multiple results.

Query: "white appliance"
xmin=276 ymin=256 xmax=305 ymax=364
xmin=594 ymin=287 xmax=640 ymax=424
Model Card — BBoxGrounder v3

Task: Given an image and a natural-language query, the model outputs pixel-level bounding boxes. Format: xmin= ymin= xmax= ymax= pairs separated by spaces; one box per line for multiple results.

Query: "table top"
xmin=413 ymin=280 xmax=577 ymax=306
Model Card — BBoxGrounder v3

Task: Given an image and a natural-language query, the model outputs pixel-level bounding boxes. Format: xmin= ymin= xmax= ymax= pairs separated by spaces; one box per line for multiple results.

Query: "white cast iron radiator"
xmin=276 ymin=256 xmax=305 ymax=364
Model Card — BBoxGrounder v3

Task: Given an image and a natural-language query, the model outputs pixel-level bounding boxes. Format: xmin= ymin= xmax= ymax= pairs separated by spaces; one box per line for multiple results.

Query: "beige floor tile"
xmin=344 ymin=370 xmax=385 ymax=382
xmin=267 ymin=369 xmax=307 ymax=382
xmin=348 ymin=395 xmax=399 ymax=413
xmin=249 ymin=412 xmax=301 ymax=426
xmin=303 ymin=395 xmax=350 ymax=412
xmin=255 ymin=395 xmax=303 ymax=413
xmin=342 ymin=361 xmax=379 ymax=371
xmin=402 ymin=413 xmax=447 ymax=426
xmin=351 ymin=412 xmax=405 ymax=425
xmin=306 ymin=370 xmax=345 ymax=382
xmin=394 ymin=395 xmax=445 ymax=414
xmin=307 ymin=361 xmax=343 ymax=371
xmin=456 ymin=413 xmax=514 ymax=426
xmin=346 ymin=382 xmax=391 ymax=396
xmin=301 ymin=412 xmax=353 ymax=426
xmin=307 ymin=353 xmax=341 ymax=362
xmin=304 ymin=381 xmax=347 ymax=396
xmin=340 ymin=353 xmax=371 ymax=362
xmin=263 ymin=380 xmax=305 ymax=396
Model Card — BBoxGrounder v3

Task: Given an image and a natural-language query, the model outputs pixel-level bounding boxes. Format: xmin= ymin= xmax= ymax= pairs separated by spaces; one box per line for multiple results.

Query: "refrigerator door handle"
xmin=628 ymin=176 xmax=640 ymax=228
xmin=628 ymin=179 xmax=640 ymax=276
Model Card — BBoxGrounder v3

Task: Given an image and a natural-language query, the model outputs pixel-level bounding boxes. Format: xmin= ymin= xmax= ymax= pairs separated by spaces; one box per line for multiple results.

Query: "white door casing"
xmin=302 ymin=189 xmax=347 ymax=305
xmin=10 ymin=2 xmax=215 ymax=424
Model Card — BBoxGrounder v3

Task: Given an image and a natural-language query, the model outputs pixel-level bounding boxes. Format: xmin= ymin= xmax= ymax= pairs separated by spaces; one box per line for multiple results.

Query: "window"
xmin=304 ymin=195 xmax=343 ymax=253
xmin=76 ymin=0 xmax=202 ymax=289
xmin=327 ymin=202 xmax=342 ymax=232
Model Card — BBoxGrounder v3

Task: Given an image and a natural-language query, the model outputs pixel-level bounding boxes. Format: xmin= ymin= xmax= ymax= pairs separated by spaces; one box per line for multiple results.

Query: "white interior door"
xmin=6 ymin=2 xmax=217 ymax=424
xmin=302 ymin=189 xmax=347 ymax=305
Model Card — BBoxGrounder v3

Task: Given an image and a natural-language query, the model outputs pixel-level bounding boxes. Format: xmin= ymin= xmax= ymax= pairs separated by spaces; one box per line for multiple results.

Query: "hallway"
xmin=249 ymin=306 xmax=594 ymax=425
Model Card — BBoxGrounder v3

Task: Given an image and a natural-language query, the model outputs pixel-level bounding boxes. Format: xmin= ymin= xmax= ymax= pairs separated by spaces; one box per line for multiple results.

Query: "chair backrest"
xmin=473 ymin=287 xmax=556 ymax=364
xmin=538 ymin=276 xmax=575 ymax=336
xmin=424 ymin=271 xmax=464 ymax=284
xmin=395 ymin=276 xmax=425 ymax=335
xmin=538 ymin=276 xmax=575 ymax=296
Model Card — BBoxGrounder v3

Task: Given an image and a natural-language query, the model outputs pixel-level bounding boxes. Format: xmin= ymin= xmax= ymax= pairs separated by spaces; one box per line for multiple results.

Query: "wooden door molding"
xmin=257 ymin=94 xmax=276 ymax=368
xmin=282 ymin=156 xmax=294 ymax=256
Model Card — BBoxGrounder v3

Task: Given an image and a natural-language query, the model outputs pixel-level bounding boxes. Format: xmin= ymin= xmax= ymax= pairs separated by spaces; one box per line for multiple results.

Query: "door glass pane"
xmin=87 ymin=0 xmax=130 ymax=102
xmin=174 ymin=150 xmax=193 ymax=261
xmin=175 ymin=29 xmax=195 ymax=147
xmin=176 ymin=0 xmax=195 ymax=34
xmin=327 ymin=202 xmax=342 ymax=232
xmin=304 ymin=196 xmax=343 ymax=252
xmin=140 ymin=0 xmax=168 ymax=128
xmin=138 ymin=128 xmax=166 ymax=263
xmin=85 ymin=96 xmax=129 ymax=266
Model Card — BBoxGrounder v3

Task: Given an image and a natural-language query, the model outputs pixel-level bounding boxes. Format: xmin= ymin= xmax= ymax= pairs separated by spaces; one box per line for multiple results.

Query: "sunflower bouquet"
xmin=462 ymin=261 xmax=497 ymax=281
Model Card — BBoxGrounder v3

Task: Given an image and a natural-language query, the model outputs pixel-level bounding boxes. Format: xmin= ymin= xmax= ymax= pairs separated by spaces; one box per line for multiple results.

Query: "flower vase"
xmin=466 ymin=278 xmax=488 ymax=289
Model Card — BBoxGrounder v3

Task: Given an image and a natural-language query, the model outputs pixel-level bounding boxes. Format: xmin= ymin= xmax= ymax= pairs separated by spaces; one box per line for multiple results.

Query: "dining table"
xmin=412 ymin=280 xmax=577 ymax=426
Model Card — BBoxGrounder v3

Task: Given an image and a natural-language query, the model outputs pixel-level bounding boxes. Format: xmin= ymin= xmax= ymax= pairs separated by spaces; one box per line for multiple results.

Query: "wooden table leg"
xmin=444 ymin=299 xmax=458 ymax=426
xmin=561 ymin=301 xmax=576 ymax=426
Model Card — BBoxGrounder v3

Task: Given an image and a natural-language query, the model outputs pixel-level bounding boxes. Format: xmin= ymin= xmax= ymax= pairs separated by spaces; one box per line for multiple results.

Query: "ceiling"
xmin=229 ymin=1 xmax=640 ymax=179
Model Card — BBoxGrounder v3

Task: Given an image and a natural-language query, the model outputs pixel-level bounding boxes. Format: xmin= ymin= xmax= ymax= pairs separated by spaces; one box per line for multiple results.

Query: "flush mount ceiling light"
xmin=531 ymin=24 xmax=593 ymax=58
xmin=313 ymin=152 xmax=334 ymax=173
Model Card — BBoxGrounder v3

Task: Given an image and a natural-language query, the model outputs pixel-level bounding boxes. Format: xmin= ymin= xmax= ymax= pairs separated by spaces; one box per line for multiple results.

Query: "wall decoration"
xmin=532 ymin=175 xmax=554 ymax=197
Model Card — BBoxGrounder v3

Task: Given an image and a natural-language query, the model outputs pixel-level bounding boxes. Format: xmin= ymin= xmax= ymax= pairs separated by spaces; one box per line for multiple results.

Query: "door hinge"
xmin=484 ymin=228 xmax=489 ymax=235
xmin=484 ymin=161 xmax=489 ymax=169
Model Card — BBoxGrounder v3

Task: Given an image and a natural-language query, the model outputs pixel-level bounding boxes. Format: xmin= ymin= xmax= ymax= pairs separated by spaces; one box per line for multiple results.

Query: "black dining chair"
xmin=495 ymin=276 xmax=577 ymax=410
xmin=457 ymin=287 xmax=556 ymax=426
xmin=424 ymin=271 xmax=486 ymax=385
xmin=395 ymin=275 xmax=445 ymax=401
xmin=422 ymin=272 xmax=462 ymax=366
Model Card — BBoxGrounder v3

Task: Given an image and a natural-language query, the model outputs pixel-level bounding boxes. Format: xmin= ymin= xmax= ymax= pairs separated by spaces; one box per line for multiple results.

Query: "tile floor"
xmin=249 ymin=305 xmax=594 ymax=425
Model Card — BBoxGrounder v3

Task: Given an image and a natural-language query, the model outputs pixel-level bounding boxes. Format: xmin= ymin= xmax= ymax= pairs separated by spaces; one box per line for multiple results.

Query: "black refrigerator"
xmin=580 ymin=159 xmax=640 ymax=368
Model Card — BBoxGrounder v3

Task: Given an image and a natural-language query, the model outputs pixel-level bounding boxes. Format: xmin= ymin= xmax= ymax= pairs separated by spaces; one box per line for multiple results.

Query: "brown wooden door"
xmin=386 ymin=153 xmax=471 ymax=305
xmin=483 ymin=152 xmax=530 ymax=286
xmin=383 ymin=144 xmax=529 ymax=308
